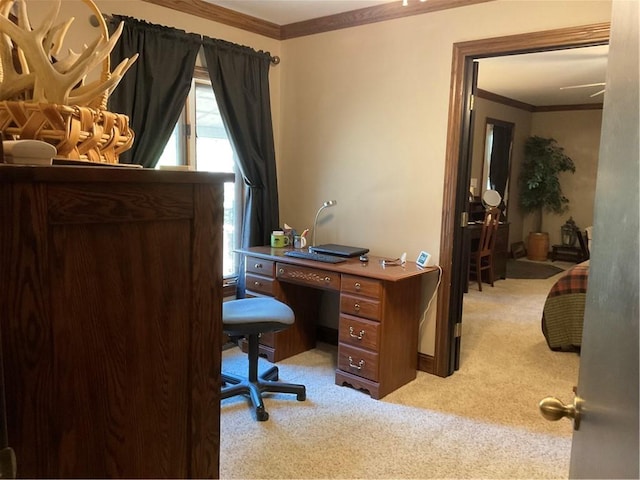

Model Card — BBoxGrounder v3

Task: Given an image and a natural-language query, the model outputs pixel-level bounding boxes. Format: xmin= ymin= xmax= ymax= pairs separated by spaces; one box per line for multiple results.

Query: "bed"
xmin=541 ymin=261 xmax=589 ymax=351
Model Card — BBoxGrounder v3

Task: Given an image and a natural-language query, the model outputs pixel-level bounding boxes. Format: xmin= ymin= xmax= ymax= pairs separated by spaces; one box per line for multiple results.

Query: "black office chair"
xmin=221 ymin=297 xmax=306 ymax=421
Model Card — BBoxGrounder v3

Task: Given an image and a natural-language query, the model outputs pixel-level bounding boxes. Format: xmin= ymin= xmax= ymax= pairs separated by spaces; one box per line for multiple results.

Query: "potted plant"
xmin=519 ymin=136 xmax=575 ymax=260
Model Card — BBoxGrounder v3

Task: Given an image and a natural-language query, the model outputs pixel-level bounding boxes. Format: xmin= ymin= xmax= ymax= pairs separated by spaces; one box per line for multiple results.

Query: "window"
xmin=157 ymin=67 xmax=242 ymax=280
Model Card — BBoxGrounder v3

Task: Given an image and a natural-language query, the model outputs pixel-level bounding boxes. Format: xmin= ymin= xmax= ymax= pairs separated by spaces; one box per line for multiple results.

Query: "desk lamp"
xmin=311 ymin=200 xmax=337 ymax=247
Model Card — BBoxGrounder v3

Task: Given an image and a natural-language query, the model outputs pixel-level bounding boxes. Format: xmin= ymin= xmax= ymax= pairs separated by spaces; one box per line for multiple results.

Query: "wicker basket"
xmin=0 ymin=101 xmax=134 ymax=164
xmin=0 ymin=0 xmax=134 ymax=164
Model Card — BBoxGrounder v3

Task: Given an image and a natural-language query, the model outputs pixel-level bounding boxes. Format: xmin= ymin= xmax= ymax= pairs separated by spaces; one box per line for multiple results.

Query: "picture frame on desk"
xmin=416 ymin=251 xmax=431 ymax=268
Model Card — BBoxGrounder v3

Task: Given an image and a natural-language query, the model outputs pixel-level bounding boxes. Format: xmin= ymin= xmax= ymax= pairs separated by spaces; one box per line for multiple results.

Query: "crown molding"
xmin=281 ymin=0 xmax=492 ymax=39
xmin=534 ymin=103 xmax=603 ymax=112
xmin=477 ymin=88 xmax=534 ymax=112
xmin=141 ymin=0 xmax=494 ymax=40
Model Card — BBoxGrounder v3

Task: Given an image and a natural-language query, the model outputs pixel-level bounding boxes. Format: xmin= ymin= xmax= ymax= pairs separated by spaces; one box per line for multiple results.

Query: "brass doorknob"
xmin=539 ymin=396 xmax=582 ymax=430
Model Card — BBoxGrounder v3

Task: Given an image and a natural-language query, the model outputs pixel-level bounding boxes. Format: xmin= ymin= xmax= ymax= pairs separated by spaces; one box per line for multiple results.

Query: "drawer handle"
xmin=354 ymin=303 xmax=360 ymax=312
xmin=354 ymin=282 xmax=361 ymax=290
xmin=278 ymin=268 xmax=285 ymax=274
xmin=348 ymin=356 xmax=365 ymax=370
xmin=349 ymin=327 xmax=365 ymax=340
xmin=254 ymin=281 xmax=262 ymax=287
xmin=324 ymin=276 xmax=332 ymax=283
xmin=254 ymin=263 xmax=263 ymax=269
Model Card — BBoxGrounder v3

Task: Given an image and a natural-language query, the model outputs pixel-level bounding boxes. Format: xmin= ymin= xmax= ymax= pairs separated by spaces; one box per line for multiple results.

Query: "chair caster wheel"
xmin=297 ymin=392 xmax=306 ymax=401
xmin=256 ymin=408 xmax=269 ymax=421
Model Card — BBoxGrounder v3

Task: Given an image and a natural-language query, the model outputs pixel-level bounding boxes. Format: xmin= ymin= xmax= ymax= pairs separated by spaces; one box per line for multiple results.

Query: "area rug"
xmin=506 ymin=258 xmax=565 ymax=279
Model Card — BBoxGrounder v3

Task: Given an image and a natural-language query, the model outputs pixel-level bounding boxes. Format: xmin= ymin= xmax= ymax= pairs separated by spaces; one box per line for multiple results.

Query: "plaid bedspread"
xmin=541 ymin=263 xmax=589 ymax=351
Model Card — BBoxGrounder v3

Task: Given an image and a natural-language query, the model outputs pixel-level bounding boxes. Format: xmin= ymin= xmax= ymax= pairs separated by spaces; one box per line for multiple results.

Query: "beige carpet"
xmin=220 ymin=264 xmax=580 ymax=479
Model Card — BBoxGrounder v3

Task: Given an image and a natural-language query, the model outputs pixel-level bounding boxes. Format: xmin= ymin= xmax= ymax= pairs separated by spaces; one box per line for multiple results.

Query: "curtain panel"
xmin=108 ymin=16 xmax=200 ymax=167
xmin=489 ymin=124 xmax=511 ymax=203
xmin=202 ymin=38 xmax=280 ymax=297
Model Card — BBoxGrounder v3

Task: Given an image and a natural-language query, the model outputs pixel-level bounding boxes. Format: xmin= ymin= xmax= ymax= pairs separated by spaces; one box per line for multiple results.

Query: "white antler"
xmin=0 ymin=0 xmax=136 ymax=107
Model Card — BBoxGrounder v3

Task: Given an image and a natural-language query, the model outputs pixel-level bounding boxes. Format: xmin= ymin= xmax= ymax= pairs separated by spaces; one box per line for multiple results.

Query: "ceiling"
xmin=204 ymin=0 xmax=608 ymax=106
xmin=477 ymin=45 xmax=608 ymax=107
xmin=205 ymin=0 xmax=397 ymax=25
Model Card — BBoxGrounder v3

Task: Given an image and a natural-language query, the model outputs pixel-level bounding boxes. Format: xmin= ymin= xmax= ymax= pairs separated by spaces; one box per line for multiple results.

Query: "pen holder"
xmin=294 ymin=235 xmax=307 ymax=249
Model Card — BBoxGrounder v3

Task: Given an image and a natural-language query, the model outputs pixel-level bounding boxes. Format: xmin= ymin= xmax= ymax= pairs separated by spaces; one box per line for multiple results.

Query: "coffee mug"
xmin=271 ymin=231 xmax=290 ymax=248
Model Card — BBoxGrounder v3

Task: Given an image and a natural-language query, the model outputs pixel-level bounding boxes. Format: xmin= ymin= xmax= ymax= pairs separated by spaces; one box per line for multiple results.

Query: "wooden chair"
xmin=577 ymin=229 xmax=590 ymax=261
xmin=469 ymin=207 xmax=501 ymax=291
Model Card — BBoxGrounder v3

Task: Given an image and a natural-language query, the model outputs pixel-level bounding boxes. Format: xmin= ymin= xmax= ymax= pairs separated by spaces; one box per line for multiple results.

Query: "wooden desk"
xmin=239 ymin=246 xmax=436 ymax=399
xmin=0 ymin=165 xmax=232 ymax=478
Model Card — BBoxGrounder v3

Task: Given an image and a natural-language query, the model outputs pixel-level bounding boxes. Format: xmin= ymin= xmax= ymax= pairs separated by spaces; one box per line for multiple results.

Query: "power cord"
xmin=419 ymin=264 xmax=443 ymax=331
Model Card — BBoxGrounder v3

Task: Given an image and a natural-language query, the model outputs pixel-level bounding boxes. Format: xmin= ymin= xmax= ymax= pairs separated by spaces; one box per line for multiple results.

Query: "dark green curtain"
xmin=201 ymin=38 xmax=280 ymax=297
xmin=107 ymin=16 xmax=201 ymax=167
xmin=488 ymin=124 xmax=512 ymax=201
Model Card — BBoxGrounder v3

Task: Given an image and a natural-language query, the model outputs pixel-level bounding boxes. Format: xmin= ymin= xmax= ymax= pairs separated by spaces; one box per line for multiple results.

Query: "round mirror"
xmin=482 ymin=189 xmax=502 ymax=208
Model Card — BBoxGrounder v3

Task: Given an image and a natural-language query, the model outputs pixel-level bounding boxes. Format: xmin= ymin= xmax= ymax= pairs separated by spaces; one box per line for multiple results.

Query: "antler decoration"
xmin=0 ymin=0 xmax=137 ymax=107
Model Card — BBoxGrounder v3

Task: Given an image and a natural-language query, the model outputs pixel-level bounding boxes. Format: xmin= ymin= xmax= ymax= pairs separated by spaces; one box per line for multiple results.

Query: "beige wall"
xmin=529 ymin=110 xmax=602 ymax=247
xmin=279 ymin=1 xmax=611 ymax=354
xmin=37 ymin=0 xmax=611 ymax=355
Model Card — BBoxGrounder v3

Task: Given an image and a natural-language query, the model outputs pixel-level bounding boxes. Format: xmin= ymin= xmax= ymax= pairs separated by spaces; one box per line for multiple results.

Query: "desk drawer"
xmin=341 ymin=275 xmax=382 ymax=298
xmin=276 ymin=263 xmax=340 ymax=291
xmin=339 ymin=314 xmax=380 ymax=351
xmin=340 ymin=293 xmax=381 ymax=321
xmin=338 ymin=343 xmax=379 ymax=382
xmin=259 ymin=332 xmax=275 ymax=347
xmin=245 ymin=274 xmax=276 ymax=296
xmin=246 ymin=256 xmax=275 ymax=277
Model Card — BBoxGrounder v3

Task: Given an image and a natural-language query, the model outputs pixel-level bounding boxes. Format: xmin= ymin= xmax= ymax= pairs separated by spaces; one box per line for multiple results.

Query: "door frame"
xmin=432 ymin=23 xmax=611 ymax=377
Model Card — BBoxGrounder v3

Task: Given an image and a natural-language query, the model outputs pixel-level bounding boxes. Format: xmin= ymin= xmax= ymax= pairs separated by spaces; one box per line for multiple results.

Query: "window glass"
xmin=157 ymin=74 xmax=241 ymax=278
xmin=194 ymin=82 xmax=240 ymax=278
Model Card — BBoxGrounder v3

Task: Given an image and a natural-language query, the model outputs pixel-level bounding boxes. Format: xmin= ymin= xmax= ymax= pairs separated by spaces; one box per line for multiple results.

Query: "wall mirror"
xmin=481 ymin=118 xmax=514 ymax=219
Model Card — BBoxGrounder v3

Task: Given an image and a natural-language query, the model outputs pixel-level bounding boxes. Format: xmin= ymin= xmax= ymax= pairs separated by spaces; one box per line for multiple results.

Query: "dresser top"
xmin=0 ymin=164 xmax=234 ymax=184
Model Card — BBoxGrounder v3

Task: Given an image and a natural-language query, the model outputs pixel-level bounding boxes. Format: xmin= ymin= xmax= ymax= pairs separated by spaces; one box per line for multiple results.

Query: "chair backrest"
xmin=477 ymin=207 xmax=501 ymax=255
xmin=585 ymin=225 xmax=593 ymax=252
xmin=577 ymin=229 xmax=590 ymax=260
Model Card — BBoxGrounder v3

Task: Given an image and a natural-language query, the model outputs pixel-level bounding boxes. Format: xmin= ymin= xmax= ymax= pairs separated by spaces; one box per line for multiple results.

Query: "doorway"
xmin=432 ymin=23 xmax=610 ymax=378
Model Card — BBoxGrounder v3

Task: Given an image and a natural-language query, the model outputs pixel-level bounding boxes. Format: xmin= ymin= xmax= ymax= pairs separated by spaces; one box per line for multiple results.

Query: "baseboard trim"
xmin=417 ymin=352 xmax=435 ymax=374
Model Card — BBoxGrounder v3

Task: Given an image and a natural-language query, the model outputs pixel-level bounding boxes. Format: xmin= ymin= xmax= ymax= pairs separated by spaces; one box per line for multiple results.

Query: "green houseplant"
xmin=519 ymin=136 xmax=575 ymax=260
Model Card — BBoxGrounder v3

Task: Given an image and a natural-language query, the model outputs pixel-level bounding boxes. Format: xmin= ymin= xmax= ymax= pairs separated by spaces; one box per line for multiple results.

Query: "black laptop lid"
xmin=309 ymin=244 xmax=369 ymax=257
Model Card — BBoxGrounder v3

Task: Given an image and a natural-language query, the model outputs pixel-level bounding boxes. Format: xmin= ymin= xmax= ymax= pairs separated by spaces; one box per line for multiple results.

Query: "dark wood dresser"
xmin=0 ymin=165 xmax=232 ymax=478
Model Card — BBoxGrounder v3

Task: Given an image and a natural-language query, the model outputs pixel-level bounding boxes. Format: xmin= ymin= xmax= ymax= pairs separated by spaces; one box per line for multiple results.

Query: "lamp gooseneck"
xmin=311 ymin=200 xmax=337 ymax=247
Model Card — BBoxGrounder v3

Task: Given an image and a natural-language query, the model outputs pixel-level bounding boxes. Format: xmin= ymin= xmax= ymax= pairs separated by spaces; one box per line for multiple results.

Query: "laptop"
xmin=309 ymin=244 xmax=369 ymax=257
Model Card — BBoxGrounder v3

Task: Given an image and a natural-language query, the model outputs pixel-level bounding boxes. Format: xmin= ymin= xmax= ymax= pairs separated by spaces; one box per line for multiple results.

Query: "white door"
xmin=541 ymin=2 xmax=639 ymax=478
